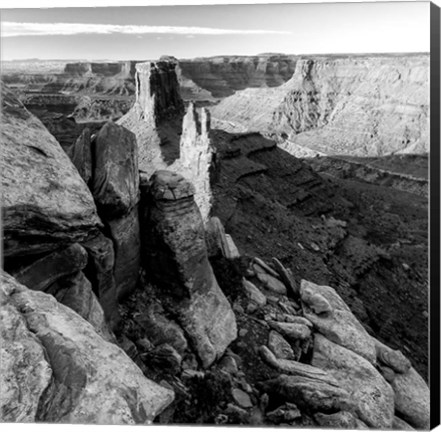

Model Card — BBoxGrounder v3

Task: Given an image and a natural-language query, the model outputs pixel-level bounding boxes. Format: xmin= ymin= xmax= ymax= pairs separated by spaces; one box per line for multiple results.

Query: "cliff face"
xmin=178 ymin=54 xmax=297 ymax=98
xmin=211 ymin=54 xmax=429 ymax=157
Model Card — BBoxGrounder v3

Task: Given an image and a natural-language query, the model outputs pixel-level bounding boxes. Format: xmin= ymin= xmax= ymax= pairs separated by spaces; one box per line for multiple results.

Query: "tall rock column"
xmin=173 ymin=103 xmax=216 ymax=222
xmin=118 ymin=61 xmax=184 ymax=175
xmin=91 ymin=121 xmax=141 ymax=300
xmin=142 ymin=170 xmax=237 ymax=367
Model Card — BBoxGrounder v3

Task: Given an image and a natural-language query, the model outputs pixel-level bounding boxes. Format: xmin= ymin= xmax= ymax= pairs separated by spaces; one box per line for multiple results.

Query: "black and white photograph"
xmin=0 ymin=0 xmax=439 ymax=430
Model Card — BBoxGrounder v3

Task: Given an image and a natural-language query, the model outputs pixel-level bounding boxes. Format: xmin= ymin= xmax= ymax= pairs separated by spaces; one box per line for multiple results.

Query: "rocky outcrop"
xmin=142 ymin=170 xmax=237 ymax=367
xmin=90 ymin=121 xmax=141 ymax=300
xmin=0 ymin=271 xmax=174 ymax=424
xmin=300 ymin=279 xmax=377 ymax=363
xmin=92 ymin=121 xmax=139 ymax=217
xmin=312 ymin=334 xmax=395 ymax=429
xmin=1 ymin=86 xmax=101 ymax=258
xmin=212 ymin=54 xmax=429 ymax=157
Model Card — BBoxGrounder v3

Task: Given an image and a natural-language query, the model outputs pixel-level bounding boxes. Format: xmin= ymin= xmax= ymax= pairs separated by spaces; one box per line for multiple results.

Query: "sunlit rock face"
xmin=211 ymin=54 xmax=429 ymax=157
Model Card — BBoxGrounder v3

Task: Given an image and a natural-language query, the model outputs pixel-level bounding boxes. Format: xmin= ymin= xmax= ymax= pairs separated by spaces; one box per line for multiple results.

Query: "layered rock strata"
xmin=212 ymin=54 xmax=429 ymax=157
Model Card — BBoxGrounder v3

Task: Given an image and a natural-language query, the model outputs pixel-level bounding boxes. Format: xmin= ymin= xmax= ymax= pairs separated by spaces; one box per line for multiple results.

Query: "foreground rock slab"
xmin=0 ymin=271 xmax=174 ymax=424
xmin=300 ymin=279 xmax=376 ymax=363
xmin=312 ymin=334 xmax=394 ymax=429
xmin=392 ymin=366 xmax=430 ymax=430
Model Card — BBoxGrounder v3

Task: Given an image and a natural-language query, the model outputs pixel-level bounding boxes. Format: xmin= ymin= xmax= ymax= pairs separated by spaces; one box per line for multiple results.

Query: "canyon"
xmin=1 ymin=54 xmax=430 ymax=428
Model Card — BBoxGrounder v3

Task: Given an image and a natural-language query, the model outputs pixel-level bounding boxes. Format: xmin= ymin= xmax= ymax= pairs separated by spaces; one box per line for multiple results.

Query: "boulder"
xmin=312 ymin=334 xmax=395 ymax=429
xmin=91 ymin=121 xmax=139 ymax=218
xmin=256 ymin=272 xmax=287 ymax=295
xmin=11 ymin=243 xmax=88 ymax=292
xmin=268 ymin=330 xmax=296 ymax=360
xmin=253 ymin=257 xmax=279 ymax=278
xmin=0 ymin=271 xmax=174 ymax=424
xmin=260 ymin=374 xmax=353 ymax=414
xmin=300 ymin=279 xmax=376 ymax=363
xmin=373 ymin=337 xmax=411 ymax=374
xmin=271 ymin=257 xmax=299 ymax=298
xmin=232 ymin=388 xmax=253 ymax=409
xmin=259 ymin=345 xmax=338 ymax=386
xmin=243 ymin=278 xmax=267 ymax=307
xmin=268 ymin=321 xmax=311 ymax=341
xmin=1 ymin=86 xmax=101 ymax=258
xmin=107 ymin=207 xmax=141 ymax=300
xmin=143 ymin=171 xmax=237 ymax=367
xmin=392 ymin=366 xmax=430 ymax=430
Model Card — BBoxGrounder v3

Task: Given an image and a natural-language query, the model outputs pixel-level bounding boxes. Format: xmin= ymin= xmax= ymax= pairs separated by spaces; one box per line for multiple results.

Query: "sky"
xmin=0 ymin=1 xmax=431 ymax=61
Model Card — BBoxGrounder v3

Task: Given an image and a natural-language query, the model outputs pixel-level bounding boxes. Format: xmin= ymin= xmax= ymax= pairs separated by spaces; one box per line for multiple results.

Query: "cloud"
xmin=2 ymin=22 xmax=291 ymax=37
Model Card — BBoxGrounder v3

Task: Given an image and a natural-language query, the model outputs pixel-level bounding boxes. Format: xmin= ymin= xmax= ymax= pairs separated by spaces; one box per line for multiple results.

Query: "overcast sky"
xmin=1 ymin=1 xmax=431 ymax=60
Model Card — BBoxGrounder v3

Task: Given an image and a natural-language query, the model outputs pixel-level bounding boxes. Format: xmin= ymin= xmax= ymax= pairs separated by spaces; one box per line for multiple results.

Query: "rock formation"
xmin=141 ymin=170 xmax=237 ymax=367
xmin=1 ymin=86 xmax=102 ymax=258
xmin=117 ymin=61 xmax=184 ymax=174
xmin=0 ymin=271 xmax=174 ymax=424
xmin=119 ymin=60 xmax=216 ymax=221
xmin=211 ymin=54 xmax=429 ymax=157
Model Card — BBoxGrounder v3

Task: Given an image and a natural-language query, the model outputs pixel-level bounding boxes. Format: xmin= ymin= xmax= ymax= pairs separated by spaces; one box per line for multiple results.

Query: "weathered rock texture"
xmin=312 ymin=334 xmax=395 ymax=429
xmin=142 ymin=170 xmax=237 ymax=367
xmin=170 ymin=103 xmax=216 ymax=221
xmin=90 ymin=121 xmax=141 ymax=300
xmin=0 ymin=271 xmax=174 ymax=424
xmin=212 ymin=54 xmax=429 ymax=157
xmin=1 ymin=86 xmax=101 ymax=258
xmin=300 ymin=279 xmax=377 ymax=363
xmin=92 ymin=121 xmax=139 ymax=218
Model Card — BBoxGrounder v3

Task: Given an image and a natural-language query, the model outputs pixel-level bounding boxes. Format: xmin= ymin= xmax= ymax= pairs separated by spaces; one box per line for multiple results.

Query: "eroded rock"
xmin=1 ymin=86 xmax=101 ymax=257
xmin=312 ymin=334 xmax=394 ymax=429
xmin=12 ymin=243 xmax=88 ymax=292
xmin=92 ymin=121 xmax=139 ymax=218
xmin=1 ymin=271 xmax=174 ymax=424
xmin=260 ymin=374 xmax=352 ymax=414
xmin=300 ymin=279 xmax=376 ymax=363
xmin=144 ymin=170 xmax=237 ymax=367
xmin=392 ymin=366 xmax=430 ymax=430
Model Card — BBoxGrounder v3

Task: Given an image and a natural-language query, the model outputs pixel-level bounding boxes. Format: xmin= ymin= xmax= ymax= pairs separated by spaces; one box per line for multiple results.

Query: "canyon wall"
xmin=178 ymin=54 xmax=297 ymax=98
xmin=211 ymin=54 xmax=429 ymax=158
